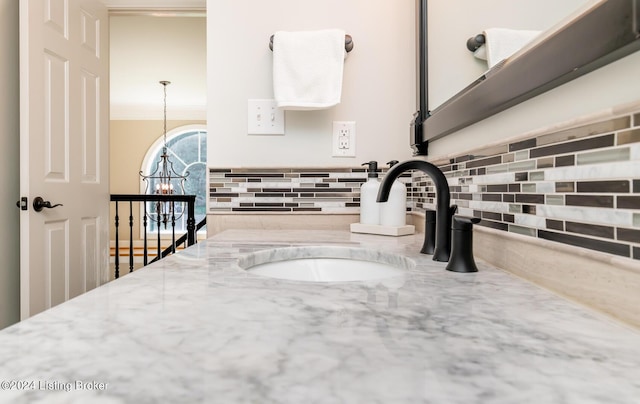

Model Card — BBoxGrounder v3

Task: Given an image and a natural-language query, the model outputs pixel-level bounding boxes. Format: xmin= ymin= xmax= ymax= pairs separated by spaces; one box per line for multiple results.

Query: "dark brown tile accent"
xmin=618 ymin=228 xmax=640 ymax=243
xmin=209 ymin=168 xmax=232 ymax=173
xmin=529 ymin=134 xmax=614 ymax=158
xmin=538 ymin=230 xmax=629 ymax=257
xmin=210 ymin=192 xmax=240 ymax=197
xmin=508 ymin=184 xmax=521 ymax=192
xmin=255 ymin=203 xmax=285 ymax=207
xmin=634 ymin=180 xmax=640 ymax=193
xmin=522 ymin=205 xmax=536 ymax=214
xmin=482 ymin=194 xmax=502 ymax=202
xmin=338 ymin=177 xmax=366 ymax=183
xmin=457 ymin=193 xmax=473 ymax=200
xmin=455 ymin=155 xmax=474 ymax=163
xmin=482 ymin=212 xmax=502 ymax=221
xmin=300 ymin=173 xmax=330 ymax=178
xmin=565 ymin=195 xmax=614 ymax=208
xmin=262 ymin=187 xmax=292 ymax=192
xmin=537 ymin=157 xmax=554 ymax=168
xmin=315 ymin=183 xmax=330 ymax=188
xmin=487 ymin=184 xmax=508 ymax=192
xmin=232 ymin=207 xmax=291 ymax=212
xmin=503 ymin=194 xmax=515 ymax=202
xmin=509 ymin=138 xmax=536 ymax=152
xmin=478 ymin=168 xmax=486 ymax=175
xmin=617 ymin=128 xmax=640 ymax=145
xmin=515 ymin=172 xmax=528 ymax=182
xmin=634 ymin=113 xmax=640 ymax=127
xmin=295 ymin=188 xmax=353 ymax=193
xmin=634 ymin=247 xmax=640 ymax=260
xmin=576 ymin=180 xmax=630 ymax=193
xmin=516 ymin=194 xmax=545 ymax=204
xmin=247 ymin=178 xmax=262 ymax=183
xmin=478 ymin=220 xmax=509 ymax=231
xmin=566 ymin=222 xmax=615 ymax=239
xmin=546 ymin=219 xmax=564 ymax=231
xmin=466 ymin=155 xmax=502 ymax=169
xmin=227 ymin=173 xmax=285 ymax=178
xmin=293 ymin=207 xmax=323 ymax=212
xmin=555 ymin=155 xmax=575 ymax=167
xmin=618 ymin=196 xmax=640 ymax=209
xmin=255 ymin=193 xmax=284 ymax=198
xmin=556 ymin=182 xmax=575 ymax=193
xmin=503 ymin=214 xmax=515 ymax=223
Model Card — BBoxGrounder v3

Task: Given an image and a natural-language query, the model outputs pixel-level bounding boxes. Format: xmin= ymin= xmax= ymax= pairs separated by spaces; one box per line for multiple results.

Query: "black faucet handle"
xmin=452 ymin=215 xmax=481 ymax=231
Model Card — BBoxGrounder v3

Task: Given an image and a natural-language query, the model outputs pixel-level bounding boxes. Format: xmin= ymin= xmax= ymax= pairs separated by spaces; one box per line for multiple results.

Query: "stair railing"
xmin=110 ymin=194 xmax=198 ymax=279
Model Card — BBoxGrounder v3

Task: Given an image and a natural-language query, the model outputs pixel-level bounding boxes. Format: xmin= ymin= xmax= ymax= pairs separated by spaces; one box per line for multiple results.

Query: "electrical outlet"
xmin=332 ymin=121 xmax=356 ymax=157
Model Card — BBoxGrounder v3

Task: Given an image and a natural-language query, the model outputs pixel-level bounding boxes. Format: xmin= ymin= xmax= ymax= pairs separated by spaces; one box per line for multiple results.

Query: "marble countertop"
xmin=1 ymin=230 xmax=640 ymax=404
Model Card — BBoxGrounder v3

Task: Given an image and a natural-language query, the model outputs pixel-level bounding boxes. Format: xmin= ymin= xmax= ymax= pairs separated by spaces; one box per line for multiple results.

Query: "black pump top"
xmin=361 ymin=161 xmax=379 ymax=178
xmin=387 ymin=160 xmax=399 ymax=168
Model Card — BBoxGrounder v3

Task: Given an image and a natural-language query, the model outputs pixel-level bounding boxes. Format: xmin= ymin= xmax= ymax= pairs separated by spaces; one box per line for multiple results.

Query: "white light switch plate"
xmin=248 ymin=99 xmax=285 ymax=135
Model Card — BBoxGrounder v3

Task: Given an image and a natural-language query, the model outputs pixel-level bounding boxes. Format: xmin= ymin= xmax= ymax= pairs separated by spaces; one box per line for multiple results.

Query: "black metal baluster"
xmin=143 ymin=202 xmax=148 ymax=266
xmin=129 ymin=201 xmax=134 ymax=273
xmin=157 ymin=206 xmax=162 ymax=261
xmin=171 ymin=201 xmax=176 ymax=255
xmin=187 ymin=197 xmax=196 ymax=246
xmin=114 ymin=201 xmax=120 ymax=279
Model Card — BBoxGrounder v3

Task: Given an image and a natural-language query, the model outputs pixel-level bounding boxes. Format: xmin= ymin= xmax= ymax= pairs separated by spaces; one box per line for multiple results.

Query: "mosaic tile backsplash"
xmin=209 ymin=111 xmax=640 ymax=261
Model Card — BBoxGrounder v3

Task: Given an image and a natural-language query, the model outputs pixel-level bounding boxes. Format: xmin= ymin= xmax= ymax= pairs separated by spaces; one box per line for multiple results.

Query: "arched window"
xmin=140 ymin=124 xmax=207 ymax=234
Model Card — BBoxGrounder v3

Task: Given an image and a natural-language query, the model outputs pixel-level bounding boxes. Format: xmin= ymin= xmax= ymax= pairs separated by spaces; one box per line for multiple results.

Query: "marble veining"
xmin=1 ymin=230 xmax=640 ymax=403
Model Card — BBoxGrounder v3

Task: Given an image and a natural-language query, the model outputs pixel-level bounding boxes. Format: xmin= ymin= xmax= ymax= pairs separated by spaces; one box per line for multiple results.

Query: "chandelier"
xmin=140 ymin=80 xmax=189 ymax=228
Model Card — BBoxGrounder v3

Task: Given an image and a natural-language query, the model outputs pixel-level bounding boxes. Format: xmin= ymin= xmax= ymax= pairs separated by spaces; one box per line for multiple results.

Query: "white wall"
xmin=206 ymin=0 xmax=416 ymax=167
xmin=0 ymin=0 xmax=21 ymax=329
xmin=110 ymin=15 xmax=206 ymax=120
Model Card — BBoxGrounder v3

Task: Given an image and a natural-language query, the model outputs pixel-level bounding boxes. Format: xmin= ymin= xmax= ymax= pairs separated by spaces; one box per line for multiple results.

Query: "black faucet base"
xmin=445 ymin=216 xmax=481 ymax=273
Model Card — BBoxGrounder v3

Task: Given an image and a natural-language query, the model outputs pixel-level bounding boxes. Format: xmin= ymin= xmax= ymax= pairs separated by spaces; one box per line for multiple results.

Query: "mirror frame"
xmin=413 ymin=0 xmax=640 ymax=154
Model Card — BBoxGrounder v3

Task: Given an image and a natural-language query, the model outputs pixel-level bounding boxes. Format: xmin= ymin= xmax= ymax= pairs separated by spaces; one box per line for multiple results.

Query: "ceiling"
xmin=107 ymin=1 xmax=207 ymax=120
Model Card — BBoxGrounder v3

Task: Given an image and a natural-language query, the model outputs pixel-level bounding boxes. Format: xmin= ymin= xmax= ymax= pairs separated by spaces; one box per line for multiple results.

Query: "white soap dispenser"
xmin=359 ymin=161 xmax=381 ymax=225
xmin=379 ymin=160 xmax=407 ymax=227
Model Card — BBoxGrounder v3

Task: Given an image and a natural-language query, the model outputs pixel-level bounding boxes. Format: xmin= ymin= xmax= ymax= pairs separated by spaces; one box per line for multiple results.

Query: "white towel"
xmin=272 ymin=29 xmax=346 ymax=110
xmin=474 ymin=28 xmax=540 ymax=68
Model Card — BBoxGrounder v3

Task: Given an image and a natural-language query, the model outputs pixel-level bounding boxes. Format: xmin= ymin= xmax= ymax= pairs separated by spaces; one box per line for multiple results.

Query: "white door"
xmin=19 ymin=0 xmax=110 ymax=319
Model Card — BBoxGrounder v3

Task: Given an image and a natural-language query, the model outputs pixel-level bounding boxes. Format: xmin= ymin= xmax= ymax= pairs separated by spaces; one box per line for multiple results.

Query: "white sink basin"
xmin=237 ymin=246 xmax=413 ymax=282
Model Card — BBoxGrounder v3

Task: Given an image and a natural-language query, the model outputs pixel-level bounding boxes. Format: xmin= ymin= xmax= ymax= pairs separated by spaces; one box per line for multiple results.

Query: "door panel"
xmin=20 ymin=0 xmax=109 ymax=319
xmin=82 ymin=218 xmax=99 ymax=292
xmin=45 ymin=220 xmax=68 ymax=308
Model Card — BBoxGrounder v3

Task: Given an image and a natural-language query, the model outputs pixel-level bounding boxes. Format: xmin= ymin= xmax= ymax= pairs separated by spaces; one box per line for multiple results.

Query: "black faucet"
xmin=377 ymin=159 xmax=455 ymax=262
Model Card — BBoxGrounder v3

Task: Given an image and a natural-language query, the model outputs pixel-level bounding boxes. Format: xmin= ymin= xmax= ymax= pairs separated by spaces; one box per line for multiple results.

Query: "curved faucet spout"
xmin=377 ymin=159 xmax=452 ymax=262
